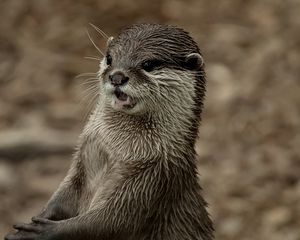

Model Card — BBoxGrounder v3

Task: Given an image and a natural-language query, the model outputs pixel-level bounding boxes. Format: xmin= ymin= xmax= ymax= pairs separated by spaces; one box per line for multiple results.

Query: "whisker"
xmin=80 ymin=77 xmax=99 ymax=81
xmin=75 ymin=72 xmax=97 ymax=79
xmin=79 ymin=92 xmax=99 ymax=122
xmin=86 ymin=29 xmax=105 ymax=57
xmin=84 ymin=56 xmax=102 ymax=61
xmin=81 ymin=77 xmax=99 ymax=82
xmin=80 ymin=92 xmax=98 ymax=103
xmin=79 ymin=80 xmax=99 ymax=86
xmin=89 ymin=23 xmax=109 ymax=39
xmin=81 ymin=85 xmax=99 ymax=96
xmin=80 ymin=84 xmax=99 ymax=97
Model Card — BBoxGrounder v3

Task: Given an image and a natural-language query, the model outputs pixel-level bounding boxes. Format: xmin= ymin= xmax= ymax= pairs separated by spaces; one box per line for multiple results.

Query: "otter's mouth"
xmin=113 ymin=88 xmax=136 ymax=109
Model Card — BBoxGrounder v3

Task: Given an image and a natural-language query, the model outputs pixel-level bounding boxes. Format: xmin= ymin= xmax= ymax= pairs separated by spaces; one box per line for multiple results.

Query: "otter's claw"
xmin=5 ymin=218 xmax=57 ymax=240
xmin=5 ymin=231 xmax=37 ymax=240
xmin=13 ymin=223 xmax=40 ymax=232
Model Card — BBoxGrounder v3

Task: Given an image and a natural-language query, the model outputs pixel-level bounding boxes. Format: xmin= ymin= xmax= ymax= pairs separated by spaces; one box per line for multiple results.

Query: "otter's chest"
xmin=79 ymin=129 xmax=114 ymax=185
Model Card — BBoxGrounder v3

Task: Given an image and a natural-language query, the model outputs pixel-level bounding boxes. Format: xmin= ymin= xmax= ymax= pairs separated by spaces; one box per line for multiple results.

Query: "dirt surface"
xmin=0 ymin=0 xmax=299 ymax=239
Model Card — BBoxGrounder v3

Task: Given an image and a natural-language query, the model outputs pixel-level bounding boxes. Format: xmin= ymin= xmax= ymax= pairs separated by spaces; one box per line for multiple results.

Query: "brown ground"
xmin=0 ymin=0 xmax=299 ymax=239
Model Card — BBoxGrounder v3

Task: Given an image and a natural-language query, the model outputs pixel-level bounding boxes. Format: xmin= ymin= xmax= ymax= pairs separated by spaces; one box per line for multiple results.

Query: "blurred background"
xmin=0 ymin=0 xmax=299 ymax=239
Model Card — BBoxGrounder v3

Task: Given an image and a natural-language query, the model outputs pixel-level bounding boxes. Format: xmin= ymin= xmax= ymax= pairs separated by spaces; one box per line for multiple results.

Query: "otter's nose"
xmin=109 ymin=71 xmax=129 ymax=86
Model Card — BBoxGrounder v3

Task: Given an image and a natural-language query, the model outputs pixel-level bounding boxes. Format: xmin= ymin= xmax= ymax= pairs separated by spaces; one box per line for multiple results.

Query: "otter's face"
xmin=98 ymin=24 xmax=205 ymax=116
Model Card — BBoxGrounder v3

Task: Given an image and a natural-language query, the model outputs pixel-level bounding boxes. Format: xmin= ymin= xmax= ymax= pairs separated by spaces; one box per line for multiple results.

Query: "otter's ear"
xmin=185 ymin=53 xmax=204 ymax=70
xmin=107 ymin=37 xmax=114 ymax=46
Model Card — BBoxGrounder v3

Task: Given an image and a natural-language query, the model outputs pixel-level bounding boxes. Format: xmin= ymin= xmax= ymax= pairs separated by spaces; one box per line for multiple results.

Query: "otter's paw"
xmin=5 ymin=218 xmax=57 ymax=240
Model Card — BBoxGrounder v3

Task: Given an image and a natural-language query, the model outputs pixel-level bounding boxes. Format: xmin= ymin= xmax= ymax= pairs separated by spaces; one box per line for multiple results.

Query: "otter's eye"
xmin=142 ymin=59 xmax=162 ymax=72
xmin=106 ymin=54 xmax=112 ymax=66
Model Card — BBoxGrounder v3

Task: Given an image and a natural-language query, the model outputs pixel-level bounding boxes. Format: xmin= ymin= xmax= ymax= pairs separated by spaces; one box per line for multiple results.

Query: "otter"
xmin=5 ymin=23 xmax=214 ymax=240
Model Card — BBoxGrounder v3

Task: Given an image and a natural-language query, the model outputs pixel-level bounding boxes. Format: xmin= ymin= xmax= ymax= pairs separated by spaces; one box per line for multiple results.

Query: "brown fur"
xmin=5 ymin=23 xmax=214 ymax=240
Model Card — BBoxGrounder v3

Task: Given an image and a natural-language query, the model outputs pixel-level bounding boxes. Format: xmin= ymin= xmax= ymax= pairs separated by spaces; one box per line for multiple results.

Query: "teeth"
xmin=113 ymin=88 xmax=136 ymax=109
xmin=119 ymin=92 xmax=128 ymax=101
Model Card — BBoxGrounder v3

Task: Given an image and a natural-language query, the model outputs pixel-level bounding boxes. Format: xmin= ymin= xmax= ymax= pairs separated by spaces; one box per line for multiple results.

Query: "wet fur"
xmin=5 ymin=23 xmax=214 ymax=240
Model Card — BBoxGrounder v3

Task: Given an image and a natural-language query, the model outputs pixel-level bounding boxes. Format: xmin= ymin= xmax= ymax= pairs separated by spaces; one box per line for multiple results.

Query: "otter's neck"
xmin=86 ymin=104 xmax=199 ymax=164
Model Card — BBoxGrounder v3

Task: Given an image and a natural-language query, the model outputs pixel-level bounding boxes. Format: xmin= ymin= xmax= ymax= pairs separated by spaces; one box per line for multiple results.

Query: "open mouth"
xmin=113 ymin=88 xmax=136 ymax=109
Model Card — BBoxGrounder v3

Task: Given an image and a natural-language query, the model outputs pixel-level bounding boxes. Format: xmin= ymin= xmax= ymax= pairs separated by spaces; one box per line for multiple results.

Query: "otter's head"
xmin=98 ymin=24 xmax=205 ymax=126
